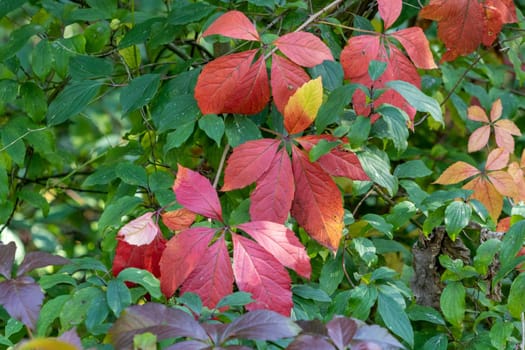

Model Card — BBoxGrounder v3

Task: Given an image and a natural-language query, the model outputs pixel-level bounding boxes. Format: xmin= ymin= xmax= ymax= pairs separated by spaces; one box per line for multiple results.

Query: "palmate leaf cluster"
xmin=0 ymin=0 xmax=525 ymax=349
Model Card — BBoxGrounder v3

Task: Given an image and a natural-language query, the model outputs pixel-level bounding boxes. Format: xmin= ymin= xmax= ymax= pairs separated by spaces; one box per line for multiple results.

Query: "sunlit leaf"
xmin=203 ymin=10 xmax=260 ymax=41
xmin=274 ymin=32 xmax=333 ymax=68
xmin=284 ymin=77 xmax=323 ymax=134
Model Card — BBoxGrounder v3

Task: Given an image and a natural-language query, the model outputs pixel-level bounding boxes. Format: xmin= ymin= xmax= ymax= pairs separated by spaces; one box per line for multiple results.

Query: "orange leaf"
xmin=467 ymin=125 xmax=490 ymax=153
xmin=202 ymin=10 xmax=260 ymax=41
xmin=494 ymin=126 xmax=517 ymax=153
xmin=194 ymin=50 xmax=270 ymax=115
xmin=161 ymin=208 xmax=196 ymax=231
xmin=377 ymin=0 xmax=402 ymax=30
xmin=488 ymin=170 xmax=517 ymax=197
xmin=391 ymin=27 xmax=437 ymax=69
xmin=496 ymin=217 xmax=511 ymax=232
xmin=485 ymin=147 xmax=509 ymax=171
xmin=490 ymin=99 xmax=503 ymax=121
xmin=464 ymin=177 xmax=503 ymax=221
xmin=495 ymin=119 xmax=521 ymax=135
xmin=291 ymin=146 xmax=343 ymax=250
xmin=467 ymin=105 xmax=489 ymax=123
xmin=273 ymin=32 xmax=334 ymax=68
xmin=434 ymin=161 xmax=480 ymax=185
xmin=270 ymin=54 xmax=310 ymax=113
xmin=508 ymin=162 xmax=525 ymax=201
xmin=283 ymin=77 xmax=323 ymax=134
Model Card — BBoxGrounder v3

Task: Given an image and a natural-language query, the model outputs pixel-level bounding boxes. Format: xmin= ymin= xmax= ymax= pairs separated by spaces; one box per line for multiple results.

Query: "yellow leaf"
xmin=18 ymin=338 xmax=79 ymax=350
xmin=283 ymin=77 xmax=323 ymax=135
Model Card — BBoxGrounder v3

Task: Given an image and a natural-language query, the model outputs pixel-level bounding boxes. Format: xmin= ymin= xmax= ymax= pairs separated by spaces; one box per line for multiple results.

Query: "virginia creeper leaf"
xmin=377 ymin=0 xmax=402 ymax=30
xmin=291 ymin=146 xmax=343 ymax=250
xmin=222 ymin=139 xmax=280 ymax=191
xmin=463 ymin=177 xmax=503 ymax=221
xmin=391 ymin=27 xmax=437 ymax=69
xmin=485 ymin=147 xmax=509 ymax=171
xmin=0 ymin=276 xmax=43 ymax=330
xmin=112 ymin=234 xmax=166 ymax=279
xmin=118 ymin=212 xmax=160 ymax=246
xmin=16 ymin=252 xmax=69 ymax=277
xmin=232 ymin=234 xmax=293 ymax=316
xmin=159 ymin=227 xmax=216 ymax=297
xmin=237 ymin=221 xmax=311 ymax=278
xmin=283 ymin=77 xmax=323 ymax=134
xmin=203 ymin=10 xmax=260 ymax=41
xmin=274 ymin=32 xmax=334 ymax=68
xmin=173 ymin=165 xmax=223 ymax=222
xmin=468 ymin=125 xmax=490 ymax=153
xmin=161 ymin=208 xmax=196 ymax=231
xmin=250 ymin=148 xmax=295 ymax=224
xmin=0 ymin=242 xmax=16 ymax=278
xmin=434 ymin=162 xmax=480 ymax=184
xmin=270 ymin=54 xmax=310 ymax=113
xmin=326 ymin=317 xmax=357 ymax=349
xmin=194 ymin=50 xmax=269 ymax=115
xmin=181 ymin=237 xmax=234 ymax=309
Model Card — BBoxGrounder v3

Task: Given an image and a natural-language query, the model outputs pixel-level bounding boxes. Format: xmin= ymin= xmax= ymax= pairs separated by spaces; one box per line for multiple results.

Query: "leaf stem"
xmin=213 ymin=144 xmax=230 ymax=189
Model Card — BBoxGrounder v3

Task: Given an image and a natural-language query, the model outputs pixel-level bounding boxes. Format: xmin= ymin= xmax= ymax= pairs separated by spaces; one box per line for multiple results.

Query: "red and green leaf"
xmin=237 ymin=221 xmax=311 ymax=278
xmin=173 ymin=165 xmax=223 ymax=222
xmin=274 ymin=32 xmax=334 ymax=68
xmin=283 ymin=77 xmax=323 ymax=134
xmin=232 ymin=234 xmax=293 ymax=316
xmin=291 ymin=146 xmax=344 ymax=250
xmin=202 ymin=10 xmax=260 ymax=41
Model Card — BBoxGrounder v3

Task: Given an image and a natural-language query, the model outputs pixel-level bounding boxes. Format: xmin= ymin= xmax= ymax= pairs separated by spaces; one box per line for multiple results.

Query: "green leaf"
xmin=98 ymin=196 xmax=143 ymax=231
xmin=407 ymin=304 xmax=446 ymax=325
xmin=351 ymin=237 xmax=377 ymax=266
xmin=473 ymin=239 xmax=500 ymax=275
xmin=0 ymin=0 xmax=27 ymax=18
xmin=319 ymin=254 xmax=344 ymax=295
xmin=118 ymin=18 xmax=162 ymax=48
xmin=292 ymin=285 xmax=332 ymax=302
xmin=394 ymin=160 xmax=432 ymax=179
xmin=316 ymin=84 xmax=358 ymax=131
xmin=148 ymin=171 xmax=174 ymax=191
xmin=168 ymin=2 xmax=216 ymax=25
xmin=83 ymin=164 xmax=117 ymax=187
xmin=357 ymin=149 xmax=397 ymax=196
xmin=422 ymin=334 xmax=448 ymax=350
xmin=387 ymin=201 xmax=417 ymax=229
xmin=225 ymin=115 xmax=262 ymax=147
xmin=84 ymin=21 xmax=111 ymax=53
xmin=216 ymin=292 xmax=254 ymax=309
xmin=153 ymin=94 xmax=200 ymax=134
xmin=115 ymin=162 xmax=148 ymax=187
xmin=164 ymin=122 xmax=195 ymax=152
xmin=19 ymin=82 xmax=47 ymax=122
xmin=368 ymin=60 xmax=387 ymax=81
xmin=0 ymin=80 xmax=18 ymax=105
xmin=362 ymin=213 xmax=393 ymax=238
xmin=120 ymin=74 xmax=161 ymax=115
xmin=309 ymin=139 xmax=340 ymax=162
xmin=0 ymin=167 xmax=8 ymax=202
xmin=500 ymin=220 xmax=525 ymax=267
xmin=58 ymin=257 xmax=108 ymax=274
xmin=198 ymin=114 xmax=224 ymax=146
xmin=47 ymin=80 xmax=103 ymax=126
xmin=489 ymin=318 xmax=513 ymax=349
xmin=69 ymin=55 xmax=113 ymax=80
xmin=177 ymin=292 xmax=202 ymax=314
xmin=377 ymin=292 xmax=414 ymax=347
xmin=107 ymin=279 xmax=132 ymax=317
xmin=346 ymin=116 xmax=371 ymax=148
xmin=39 ymin=274 xmax=77 ymax=290
xmin=86 ymin=292 xmax=109 ymax=333
xmin=1 ymin=121 xmax=26 ymax=165
xmin=348 ymin=285 xmax=377 ymax=320
xmin=0 ymin=24 xmax=43 ymax=61
xmin=444 ymin=201 xmax=471 ymax=239
xmin=508 ymin=273 xmax=525 ymax=318
xmin=18 ymin=189 xmax=49 ymax=216
xmin=440 ymin=281 xmax=465 ymax=327
xmin=375 ymin=105 xmax=409 ymax=152
xmin=36 ymin=295 xmax=69 ymax=337
xmin=387 ymin=80 xmax=443 ymax=126
xmin=117 ymin=268 xmax=161 ymax=300
xmin=60 ymin=287 xmax=102 ymax=328
xmin=32 ymin=39 xmax=53 ymax=80
xmin=308 ymin=60 xmax=343 ymax=91
xmin=400 ymin=180 xmax=429 ymax=210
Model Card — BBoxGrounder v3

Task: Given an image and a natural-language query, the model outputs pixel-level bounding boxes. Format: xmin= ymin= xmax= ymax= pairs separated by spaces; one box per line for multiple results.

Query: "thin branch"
xmin=213 ymin=144 xmax=230 ymax=189
xmin=0 ymin=127 xmax=47 ymax=153
xmin=440 ymin=53 xmax=483 ymax=107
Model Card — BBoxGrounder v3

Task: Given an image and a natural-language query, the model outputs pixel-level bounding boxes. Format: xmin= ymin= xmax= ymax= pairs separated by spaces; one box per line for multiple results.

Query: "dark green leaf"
xmin=362 ymin=214 xmax=393 ymax=238
xmin=309 ymin=139 xmax=340 ymax=162
xmin=375 ymin=105 xmax=409 ymax=152
xmin=0 ymin=168 xmax=8 ymax=202
xmin=0 ymin=79 xmax=18 ymax=104
xmin=86 ymin=292 xmax=109 ymax=333
xmin=47 ymin=80 xmax=102 ymax=126
xmin=407 ymin=304 xmax=445 ymax=325
xmin=153 ymin=94 xmax=200 ymax=133
xmin=225 ymin=116 xmax=262 ymax=147
xmin=69 ymin=55 xmax=113 ymax=80
xmin=440 ymin=281 xmax=465 ymax=327
xmin=473 ymin=239 xmax=500 ymax=275
xmin=177 ymin=292 xmax=203 ymax=314
xmin=387 ymin=201 xmax=417 ymax=229
xmin=60 ymin=286 xmax=102 ymax=328
xmin=508 ymin=273 xmax=525 ymax=318
xmin=351 ymin=237 xmax=377 ymax=266
xmin=97 ymin=196 xmax=143 ymax=231
xmin=118 ymin=18 xmax=163 ymax=48
xmin=107 ymin=279 xmax=132 ymax=316
xmin=292 ymin=285 xmax=332 ymax=302
xmin=117 ymin=268 xmax=161 ymax=300
xmin=444 ymin=201 xmax=471 ymax=239
xmin=348 ymin=285 xmax=377 ymax=320
xmin=36 ymin=295 xmax=69 ymax=337
xmin=18 ymin=189 xmax=49 ymax=216
xmin=319 ymin=255 xmax=344 ymax=295
xmin=316 ymin=84 xmax=358 ymax=131
xmin=83 ymin=164 xmax=117 ymax=187
xmin=19 ymin=82 xmax=47 ymax=122
xmin=59 ymin=257 xmax=108 ymax=274
xmin=32 ymin=39 xmax=53 ymax=80
xmin=120 ymin=74 xmax=161 ymax=115
xmin=168 ymin=2 xmax=216 ymax=25
xmin=346 ymin=116 xmax=371 ymax=148
xmin=0 ymin=24 xmax=43 ymax=61
xmin=84 ymin=21 xmax=111 ymax=53
xmin=164 ymin=122 xmax=195 ymax=152
xmin=38 ymin=274 xmax=76 ymax=290
xmin=422 ymin=334 xmax=448 ymax=350
xmin=115 ymin=162 xmax=148 ymax=187
xmin=0 ymin=0 xmax=27 ymax=18
xmin=357 ymin=149 xmax=397 ymax=196
xmin=216 ymin=292 xmax=254 ymax=309
xmin=394 ymin=160 xmax=432 ymax=179
xmin=500 ymin=220 xmax=525 ymax=267
xmin=377 ymin=292 xmax=414 ymax=347
xmin=198 ymin=114 xmax=225 ymax=146
xmin=308 ymin=60 xmax=343 ymax=91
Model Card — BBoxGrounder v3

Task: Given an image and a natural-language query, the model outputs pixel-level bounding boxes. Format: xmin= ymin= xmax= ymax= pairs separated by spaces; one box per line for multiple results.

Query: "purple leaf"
xmin=352 ymin=324 xmax=405 ymax=349
xmin=165 ymin=340 xmax=211 ymax=350
xmin=326 ymin=316 xmax=358 ymax=350
xmin=108 ymin=303 xmax=208 ymax=350
xmin=0 ymin=276 xmax=43 ymax=330
xmin=287 ymin=334 xmax=336 ymax=350
xmin=352 ymin=341 xmax=383 ymax=350
xmin=296 ymin=319 xmax=328 ymax=336
xmin=202 ymin=323 xmax=228 ymax=344
xmin=222 ymin=310 xmax=300 ymax=342
xmin=58 ymin=328 xmax=83 ymax=349
xmin=0 ymin=241 xmax=16 ymax=279
xmin=16 ymin=252 xmax=69 ymax=277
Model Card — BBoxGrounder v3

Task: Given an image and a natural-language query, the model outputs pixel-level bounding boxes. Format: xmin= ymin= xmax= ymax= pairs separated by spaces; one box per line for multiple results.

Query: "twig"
xmin=352 ymin=186 xmax=375 ymax=217
xmin=213 ymin=144 xmax=230 ymax=189
xmin=0 ymin=127 xmax=47 ymax=153
xmin=440 ymin=53 xmax=483 ymax=107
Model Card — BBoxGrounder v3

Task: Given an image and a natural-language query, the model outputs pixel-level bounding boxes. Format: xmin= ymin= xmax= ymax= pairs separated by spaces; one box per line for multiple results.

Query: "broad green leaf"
xmin=47 ymin=80 xmax=103 ymax=126
xmin=97 ymin=196 xmax=143 ymax=231
xmin=225 ymin=115 xmax=262 ymax=147
xmin=346 ymin=116 xmax=371 ymax=148
xmin=357 ymin=149 xmax=397 ymax=196
xmin=348 ymin=285 xmax=377 ymax=320
xmin=0 ymin=167 xmax=8 ymax=202
xmin=19 ymin=83 xmax=47 ymax=122
xmin=387 ymin=80 xmax=443 ymax=126
xmin=375 ymin=105 xmax=409 ymax=152
xmin=115 ymin=162 xmax=148 ymax=187
xmin=1 ymin=122 xmax=26 ymax=165
xmin=107 ymin=279 xmax=132 ymax=317
xmin=377 ymin=292 xmax=414 ymax=347
xmin=444 ymin=201 xmax=471 ymax=239
xmin=292 ymin=285 xmax=332 ymax=302
xmin=309 ymin=139 xmax=340 ymax=162
xmin=473 ymin=239 xmax=500 ymax=275
xmin=316 ymin=84 xmax=358 ymax=131
xmin=153 ymin=94 xmax=200 ymax=134
xmin=32 ymin=39 xmax=53 ymax=80
xmin=168 ymin=2 xmax=216 ymax=25
xmin=394 ymin=160 xmax=433 ymax=178
xmin=84 ymin=21 xmax=111 ymax=53
xmin=18 ymin=189 xmax=49 ymax=216
xmin=177 ymin=292 xmax=203 ymax=314
xmin=508 ymin=273 xmax=525 ymax=318
xmin=0 ymin=0 xmax=27 ymax=18
xmin=351 ymin=237 xmax=377 ymax=266
xmin=58 ymin=257 xmax=108 ymax=274
xmin=86 ymin=293 xmax=109 ymax=333
xmin=36 ymin=295 xmax=69 ymax=337
xmin=118 ymin=18 xmax=162 ymax=48
xmin=400 ymin=180 xmax=429 ymax=210
xmin=489 ymin=318 xmax=513 ymax=349
xmin=387 ymin=201 xmax=417 ymax=229
xmin=423 ymin=334 xmax=448 ymax=350
xmin=440 ymin=281 xmax=465 ymax=327
xmin=319 ymin=254 xmax=344 ymax=295
xmin=0 ymin=24 xmax=43 ymax=61
xmin=38 ymin=274 xmax=76 ymax=290
xmin=69 ymin=55 xmax=113 ymax=80
xmin=407 ymin=304 xmax=446 ymax=325
xmin=500 ymin=220 xmax=525 ymax=267
xmin=362 ymin=213 xmax=393 ymax=238
xmin=120 ymin=74 xmax=161 ymax=115
xmin=83 ymin=164 xmax=117 ymax=187
xmin=216 ymin=292 xmax=254 ymax=309
xmin=60 ymin=286 xmax=102 ymax=328
xmin=308 ymin=60 xmax=343 ymax=91
xmin=368 ymin=60 xmax=387 ymax=81
xmin=117 ymin=268 xmax=161 ymax=300
xmin=198 ymin=114 xmax=224 ymax=146
xmin=163 ymin=122 xmax=195 ymax=152
xmin=0 ymin=80 xmax=18 ymax=104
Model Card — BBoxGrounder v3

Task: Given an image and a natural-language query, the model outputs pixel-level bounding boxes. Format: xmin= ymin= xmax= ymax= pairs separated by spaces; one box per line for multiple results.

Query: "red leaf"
xmin=250 ymin=148 xmax=295 ymax=224
xmin=508 ymin=162 xmax=525 ymax=202
xmin=297 ymin=135 xmax=369 ymax=180
xmin=274 ymin=32 xmax=334 ymax=68
xmin=112 ymin=234 xmax=167 ymax=278
xmin=340 ymin=35 xmax=380 ymax=80
xmin=391 ymin=27 xmax=437 ymax=69
xmin=174 ymin=165 xmax=223 ymax=221
xmin=222 ymin=139 xmax=280 ymax=191
xmin=194 ymin=50 xmax=269 ymax=115
xmin=161 ymin=208 xmax=197 ymax=231
xmin=181 ymin=237 xmax=233 ymax=309
xmin=237 ymin=221 xmax=311 ymax=278
xmin=159 ymin=227 xmax=216 ymax=297
xmin=118 ymin=212 xmax=160 ymax=246
xmin=270 ymin=54 xmax=310 ymax=114
xmin=495 ymin=120 xmax=520 ymax=153
xmin=433 ymin=161 xmax=480 ymax=185
xmin=488 ymin=0 xmax=517 ymax=23
xmin=202 ymin=10 xmax=260 ymax=41
xmin=291 ymin=146 xmax=343 ymax=250
xmin=377 ymin=0 xmax=402 ymax=30
xmin=0 ymin=276 xmax=43 ymax=330
xmin=232 ymin=234 xmax=293 ymax=316
xmin=468 ymin=105 xmax=489 ymax=122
